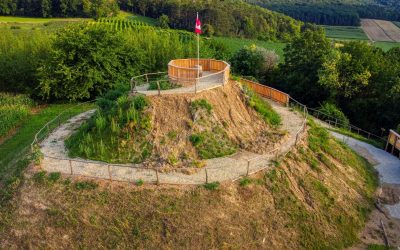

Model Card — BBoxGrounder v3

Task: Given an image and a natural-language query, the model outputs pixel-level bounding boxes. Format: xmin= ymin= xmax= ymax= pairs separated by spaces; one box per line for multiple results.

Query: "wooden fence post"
xmin=205 ymin=168 xmax=208 ymax=184
xmin=69 ymin=160 xmax=73 ymax=175
xmin=246 ymin=160 xmax=250 ymax=176
xmin=155 ymin=169 xmax=160 ymax=185
xmin=108 ymin=165 xmax=112 ymax=181
xmin=145 ymin=74 xmax=149 ymax=84
xmin=157 ymin=81 xmax=161 ymax=96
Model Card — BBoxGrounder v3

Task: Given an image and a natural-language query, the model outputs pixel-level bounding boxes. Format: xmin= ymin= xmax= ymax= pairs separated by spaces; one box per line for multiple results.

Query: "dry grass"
xmin=0 ymin=122 xmax=378 ymax=249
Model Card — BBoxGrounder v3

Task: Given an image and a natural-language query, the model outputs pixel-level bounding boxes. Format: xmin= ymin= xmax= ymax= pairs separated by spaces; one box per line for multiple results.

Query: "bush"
xmin=38 ymin=24 xmax=142 ymax=101
xmin=317 ymin=102 xmax=350 ymax=128
xmin=190 ymin=99 xmax=213 ymax=114
xmin=231 ymin=45 xmax=279 ymax=81
xmin=203 ymin=182 xmax=220 ymax=190
xmin=75 ymin=181 xmax=98 ymax=190
xmin=0 ymin=93 xmax=33 ymax=137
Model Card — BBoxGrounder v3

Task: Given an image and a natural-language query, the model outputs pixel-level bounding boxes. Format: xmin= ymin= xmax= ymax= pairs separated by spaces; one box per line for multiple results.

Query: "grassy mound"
xmin=66 ymin=89 xmax=152 ymax=164
xmin=0 ymin=120 xmax=378 ymax=249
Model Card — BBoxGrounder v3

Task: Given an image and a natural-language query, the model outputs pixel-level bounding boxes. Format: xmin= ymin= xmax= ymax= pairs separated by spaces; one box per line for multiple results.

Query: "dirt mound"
xmin=148 ymin=81 xmax=283 ymax=168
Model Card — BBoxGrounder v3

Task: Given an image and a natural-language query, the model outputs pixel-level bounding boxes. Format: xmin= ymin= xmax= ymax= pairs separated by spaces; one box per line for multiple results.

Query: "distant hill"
xmin=245 ymin=0 xmax=400 ymax=26
xmin=119 ymin=0 xmax=302 ymax=41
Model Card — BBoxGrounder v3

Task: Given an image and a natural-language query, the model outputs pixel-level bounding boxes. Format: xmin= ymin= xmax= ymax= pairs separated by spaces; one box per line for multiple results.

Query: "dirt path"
xmin=39 ymin=99 xmax=304 ymax=185
xmin=331 ymin=132 xmax=400 ymax=248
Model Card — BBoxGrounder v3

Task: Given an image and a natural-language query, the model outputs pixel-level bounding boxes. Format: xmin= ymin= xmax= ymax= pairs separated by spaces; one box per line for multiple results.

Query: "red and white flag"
xmin=195 ymin=13 xmax=202 ymax=34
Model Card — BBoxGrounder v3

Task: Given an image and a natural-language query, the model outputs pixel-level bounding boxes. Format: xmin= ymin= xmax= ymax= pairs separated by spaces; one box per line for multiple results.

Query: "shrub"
xmin=38 ymin=24 xmax=141 ymax=101
xmin=239 ymin=178 xmax=252 ymax=187
xmin=190 ymin=99 xmax=213 ymax=114
xmin=33 ymin=171 xmax=47 ymax=184
xmin=231 ymin=45 xmax=279 ymax=80
xmin=203 ymin=182 xmax=220 ymax=190
xmin=48 ymin=172 xmax=61 ymax=183
xmin=135 ymin=179 xmax=144 ymax=186
xmin=75 ymin=181 xmax=99 ymax=190
xmin=317 ymin=102 xmax=350 ymax=128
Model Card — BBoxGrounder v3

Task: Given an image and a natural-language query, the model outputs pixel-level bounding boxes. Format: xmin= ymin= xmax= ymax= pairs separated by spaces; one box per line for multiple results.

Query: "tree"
xmin=231 ymin=45 xmax=279 ymax=81
xmin=38 ymin=24 xmax=140 ymax=101
xmin=203 ymin=24 xmax=215 ymax=37
xmin=277 ymin=27 xmax=332 ymax=106
xmin=158 ymin=14 xmax=169 ymax=29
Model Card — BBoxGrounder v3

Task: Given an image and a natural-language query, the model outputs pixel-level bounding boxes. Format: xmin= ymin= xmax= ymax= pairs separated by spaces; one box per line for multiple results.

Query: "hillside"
xmin=245 ymin=0 xmax=400 ymax=26
xmin=119 ymin=0 xmax=302 ymax=41
xmin=0 ymin=120 xmax=379 ymax=248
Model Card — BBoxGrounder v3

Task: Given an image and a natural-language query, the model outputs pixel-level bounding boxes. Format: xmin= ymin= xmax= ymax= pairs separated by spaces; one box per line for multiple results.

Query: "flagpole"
xmin=196 ymin=12 xmax=200 ymax=93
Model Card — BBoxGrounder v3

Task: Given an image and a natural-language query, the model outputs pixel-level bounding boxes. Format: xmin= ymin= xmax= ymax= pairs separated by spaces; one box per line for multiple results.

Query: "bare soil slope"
xmin=149 ymin=81 xmax=282 ymax=167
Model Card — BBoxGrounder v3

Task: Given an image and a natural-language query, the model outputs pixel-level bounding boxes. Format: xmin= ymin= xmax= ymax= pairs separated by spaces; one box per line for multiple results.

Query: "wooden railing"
xmin=239 ymin=78 xmax=290 ymax=106
xmin=168 ymin=58 xmax=230 ymax=86
xmin=386 ymin=130 xmax=400 ymax=157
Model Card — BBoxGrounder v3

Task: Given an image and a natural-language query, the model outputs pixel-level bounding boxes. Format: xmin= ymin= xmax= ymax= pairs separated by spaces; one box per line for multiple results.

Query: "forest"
xmin=0 ymin=0 xmax=121 ymax=18
xmin=110 ymin=0 xmax=302 ymax=40
xmin=266 ymin=27 xmax=400 ymax=134
xmin=246 ymin=0 xmax=400 ymax=26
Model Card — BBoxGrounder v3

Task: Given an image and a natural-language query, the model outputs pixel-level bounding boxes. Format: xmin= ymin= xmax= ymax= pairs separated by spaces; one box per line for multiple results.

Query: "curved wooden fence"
xmin=239 ymin=78 xmax=290 ymax=106
xmin=168 ymin=58 xmax=230 ymax=86
xmin=386 ymin=130 xmax=400 ymax=158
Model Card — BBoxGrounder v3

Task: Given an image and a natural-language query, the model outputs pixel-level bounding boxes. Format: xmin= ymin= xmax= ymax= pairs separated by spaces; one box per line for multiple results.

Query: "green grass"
xmin=118 ymin=10 xmax=157 ymax=26
xmin=322 ymin=25 xmax=369 ymax=40
xmin=242 ymin=85 xmax=281 ymax=127
xmin=148 ymin=81 xmax=181 ymax=90
xmin=373 ymin=41 xmax=400 ymax=51
xmin=330 ymin=127 xmax=385 ymax=149
xmin=0 ymin=103 xmax=94 ymax=203
xmin=212 ymin=36 xmax=286 ymax=60
xmin=393 ymin=21 xmax=400 ymax=29
xmin=0 ymin=16 xmax=88 ymax=23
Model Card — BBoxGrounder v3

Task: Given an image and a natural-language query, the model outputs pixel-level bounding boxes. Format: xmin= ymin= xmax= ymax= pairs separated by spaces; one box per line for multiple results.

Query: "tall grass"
xmin=66 ymin=89 xmax=153 ymax=164
xmin=0 ymin=93 xmax=34 ymax=137
xmin=242 ymin=85 xmax=281 ymax=127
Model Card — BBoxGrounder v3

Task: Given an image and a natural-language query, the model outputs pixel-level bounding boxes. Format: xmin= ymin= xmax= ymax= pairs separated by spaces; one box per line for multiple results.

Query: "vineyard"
xmin=94 ymin=18 xmax=195 ymax=42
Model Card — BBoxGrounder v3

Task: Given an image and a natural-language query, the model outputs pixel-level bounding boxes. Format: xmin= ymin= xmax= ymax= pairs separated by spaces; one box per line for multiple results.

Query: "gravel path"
xmin=331 ymin=132 xmax=400 ymax=219
xmin=39 ymin=99 xmax=304 ymax=185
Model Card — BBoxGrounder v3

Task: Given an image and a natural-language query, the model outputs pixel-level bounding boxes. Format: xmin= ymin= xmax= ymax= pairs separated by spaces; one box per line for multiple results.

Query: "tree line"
xmin=0 ymin=0 xmax=119 ymax=18
xmin=118 ymin=0 xmax=302 ymax=41
xmin=268 ymin=26 xmax=400 ymax=134
xmin=246 ymin=0 xmax=400 ymax=26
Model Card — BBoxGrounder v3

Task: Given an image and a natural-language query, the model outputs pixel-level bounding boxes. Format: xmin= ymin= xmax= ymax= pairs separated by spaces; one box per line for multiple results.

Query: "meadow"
xmin=322 ymin=25 xmax=369 ymax=40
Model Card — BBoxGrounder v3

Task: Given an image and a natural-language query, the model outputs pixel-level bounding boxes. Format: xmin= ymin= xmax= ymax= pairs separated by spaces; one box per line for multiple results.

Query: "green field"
xmin=213 ymin=36 xmax=286 ymax=59
xmin=0 ymin=16 xmax=87 ymax=23
xmin=374 ymin=41 xmax=400 ymax=51
xmin=322 ymin=25 xmax=369 ymax=40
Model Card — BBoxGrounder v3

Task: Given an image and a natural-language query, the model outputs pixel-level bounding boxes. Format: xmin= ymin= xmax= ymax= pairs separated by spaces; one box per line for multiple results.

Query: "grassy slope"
xmin=0 ymin=119 xmax=378 ymax=249
xmin=0 ymin=103 xmax=94 ymax=201
xmin=393 ymin=21 xmax=400 ymax=29
xmin=118 ymin=11 xmax=157 ymax=26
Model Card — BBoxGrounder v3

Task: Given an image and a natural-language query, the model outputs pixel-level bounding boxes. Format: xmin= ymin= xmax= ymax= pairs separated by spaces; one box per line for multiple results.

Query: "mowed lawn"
xmin=322 ymin=25 xmax=369 ymax=40
xmin=0 ymin=103 xmax=94 ymax=184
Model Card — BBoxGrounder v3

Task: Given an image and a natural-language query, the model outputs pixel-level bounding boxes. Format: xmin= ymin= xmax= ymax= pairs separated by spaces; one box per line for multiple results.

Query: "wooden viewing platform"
xmin=168 ymin=58 xmax=230 ymax=87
